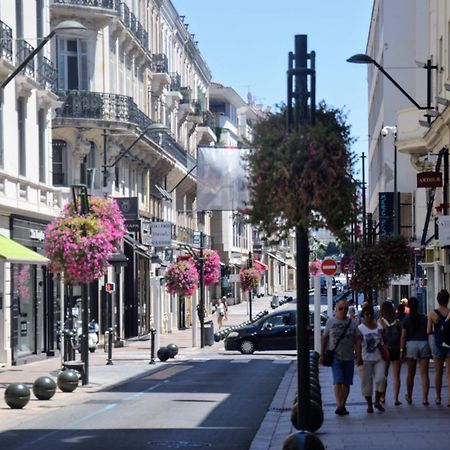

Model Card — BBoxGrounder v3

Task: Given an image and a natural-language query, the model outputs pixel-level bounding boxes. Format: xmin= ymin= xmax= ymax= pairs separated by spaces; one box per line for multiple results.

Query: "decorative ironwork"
xmin=53 ymin=0 xmax=116 ymax=9
xmin=0 ymin=20 xmax=13 ymax=62
xmin=152 ymin=54 xmax=168 ymax=73
xmin=117 ymin=2 xmax=148 ymax=51
xmin=180 ymin=87 xmax=192 ymax=104
xmin=37 ymin=56 xmax=57 ymax=90
xmin=201 ymin=111 xmax=216 ymax=128
xmin=169 ymin=72 xmax=181 ymax=92
xmin=191 ymin=100 xmax=202 ymax=116
xmin=16 ymin=40 xmax=35 ymax=77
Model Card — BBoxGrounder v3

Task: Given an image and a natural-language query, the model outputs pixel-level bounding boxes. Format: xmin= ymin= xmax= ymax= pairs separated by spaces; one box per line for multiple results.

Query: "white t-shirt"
xmin=216 ymin=303 xmax=225 ymax=317
xmin=358 ymin=323 xmax=383 ymax=361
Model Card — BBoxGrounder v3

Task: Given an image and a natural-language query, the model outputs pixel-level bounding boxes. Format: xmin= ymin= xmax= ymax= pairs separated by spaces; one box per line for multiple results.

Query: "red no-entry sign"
xmin=321 ymin=258 xmax=337 ymax=276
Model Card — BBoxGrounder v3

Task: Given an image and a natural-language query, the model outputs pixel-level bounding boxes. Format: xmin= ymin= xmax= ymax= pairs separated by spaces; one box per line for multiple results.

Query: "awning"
xmin=267 ymin=252 xmax=296 ymax=270
xmin=253 ymin=259 xmax=269 ymax=271
xmin=0 ymin=235 xmax=49 ymax=265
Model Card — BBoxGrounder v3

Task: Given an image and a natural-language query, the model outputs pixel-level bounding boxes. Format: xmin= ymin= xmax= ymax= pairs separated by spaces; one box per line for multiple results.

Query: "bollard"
xmin=4 ymin=383 xmax=30 ymax=409
xmin=166 ymin=343 xmax=179 ymax=358
xmin=149 ymin=328 xmax=156 ymax=364
xmin=282 ymin=431 xmax=324 ymax=450
xmin=291 ymin=399 xmax=324 ymax=432
xmin=57 ymin=369 xmax=79 ymax=393
xmin=32 ymin=376 xmax=57 ymax=400
xmin=106 ymin=328 xmax=114 ymax=366
xmin=157 ymin=346 xmax=171 ymax=362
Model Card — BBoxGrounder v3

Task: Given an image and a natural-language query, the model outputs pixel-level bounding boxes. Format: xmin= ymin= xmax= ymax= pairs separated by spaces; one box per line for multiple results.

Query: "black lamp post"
xmin=1 ymin=20 xmax=86 ymax=90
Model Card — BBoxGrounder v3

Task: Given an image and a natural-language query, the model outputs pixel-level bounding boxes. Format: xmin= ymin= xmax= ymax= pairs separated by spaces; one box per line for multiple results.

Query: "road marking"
xmin=191 ymin=358 xmax=209 ymax=362
xmin=230 ymin=359 xmax=250 ymax=363
xmin=273 ymin=360 xmax=292 ymax=364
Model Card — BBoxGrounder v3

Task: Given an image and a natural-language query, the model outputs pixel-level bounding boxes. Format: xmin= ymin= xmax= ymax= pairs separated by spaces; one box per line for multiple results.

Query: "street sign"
xmin=105 ymin=282 xmax=115 ymax=293
xmin=321 ymin=258 xmax=337 ymax=276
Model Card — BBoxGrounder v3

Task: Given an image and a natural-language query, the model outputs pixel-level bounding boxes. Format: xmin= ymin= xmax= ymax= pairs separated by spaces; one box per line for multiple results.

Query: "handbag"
xmin=322 ymin=319 xmax=352 ymax=367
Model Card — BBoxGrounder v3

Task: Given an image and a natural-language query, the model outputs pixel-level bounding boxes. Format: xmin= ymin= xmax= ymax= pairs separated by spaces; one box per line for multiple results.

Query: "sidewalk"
xmin=253 ymin=356 xmax=450 ymax=450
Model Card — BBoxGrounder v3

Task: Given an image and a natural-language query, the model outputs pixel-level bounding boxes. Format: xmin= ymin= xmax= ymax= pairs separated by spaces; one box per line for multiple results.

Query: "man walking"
xmin=320 ymin=299 xmax=362 ymax=415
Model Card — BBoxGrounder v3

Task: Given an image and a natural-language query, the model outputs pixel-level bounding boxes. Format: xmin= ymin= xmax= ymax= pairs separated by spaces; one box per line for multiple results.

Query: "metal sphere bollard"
xmin=157 ymin=346 xmax=171 ymax=362
xmin=57 ymin=369 xmax=79 ymax=393
xmin=166 ymin=343 xmax=179 ymax=358
xmin=4 ymin=383 xmax=31 ymax=409
xmin=291 ymin=400 xmax=324 ymax=433
xmin=282 ymin=431 xmax=325 ymax=450
xmin=32 ymin=376 xmax=57 ymax=400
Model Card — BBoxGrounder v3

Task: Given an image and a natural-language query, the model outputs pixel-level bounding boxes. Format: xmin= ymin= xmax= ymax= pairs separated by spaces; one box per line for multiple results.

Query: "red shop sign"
xmin=417 ymin=171 xmax=442 ymax=188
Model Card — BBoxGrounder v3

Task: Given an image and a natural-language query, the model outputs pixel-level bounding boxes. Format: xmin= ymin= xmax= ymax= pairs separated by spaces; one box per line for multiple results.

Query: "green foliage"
xmin=351 ymin=236 xmax=412 ymax=292
xmin=245 ymin=102 xmax=358 ymax=243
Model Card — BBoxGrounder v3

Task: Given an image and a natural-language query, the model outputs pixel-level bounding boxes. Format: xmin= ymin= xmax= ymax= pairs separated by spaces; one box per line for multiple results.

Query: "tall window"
xmin=38 ymin=109 xmax=46 ymax=183
xmin=52 ymin=140 xmax=67 ymax=186
xmin=57 ymin=38 xmax=88 ymax=90
xmin=17 ymin=97 xmax=26 ymax=176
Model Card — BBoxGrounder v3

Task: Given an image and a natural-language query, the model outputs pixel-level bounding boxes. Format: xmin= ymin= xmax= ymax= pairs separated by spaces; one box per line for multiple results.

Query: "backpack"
xmin=434 ymin=310 xmax=450 ymax=347
xmin=382 ymin=320 xmax=401 ymax=349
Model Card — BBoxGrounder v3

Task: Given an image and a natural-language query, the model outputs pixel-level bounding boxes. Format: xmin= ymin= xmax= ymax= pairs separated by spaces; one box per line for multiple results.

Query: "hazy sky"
xmin=171 ymin=0 xmax=373 ymax=179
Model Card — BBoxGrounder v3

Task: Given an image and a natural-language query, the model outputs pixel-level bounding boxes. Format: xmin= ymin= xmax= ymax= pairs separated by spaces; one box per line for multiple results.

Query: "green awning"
xmin=0 ymin=235 xmax=49 ymax=265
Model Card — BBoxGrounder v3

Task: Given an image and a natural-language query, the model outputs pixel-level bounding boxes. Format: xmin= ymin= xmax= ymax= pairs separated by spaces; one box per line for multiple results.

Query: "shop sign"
xmin=417 ymin=171 xmax=442 ymax=188
xmin=115 ymin=197 xmax=139 ymax=220
xmin=151 ymin=222 xmax=172 ymax=247
xmin=438 ymin=216 xmax=450 ymax=246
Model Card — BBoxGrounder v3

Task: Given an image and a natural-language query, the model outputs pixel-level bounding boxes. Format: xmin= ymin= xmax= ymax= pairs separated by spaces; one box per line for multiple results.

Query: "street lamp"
xmin=1 ymin=20 xmax=86 ymax=90
xmin=347 ymin=53 xmax=437 ymax=125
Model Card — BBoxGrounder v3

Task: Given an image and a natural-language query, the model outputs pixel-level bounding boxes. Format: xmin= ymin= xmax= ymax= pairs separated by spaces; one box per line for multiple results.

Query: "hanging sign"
xmin=151 ymin=222 xmax=172 ymax=247
xmin=438 ymin=216 xmax=450 ymax=246
xmin=417 ymin=171 xmax=442 ymax=188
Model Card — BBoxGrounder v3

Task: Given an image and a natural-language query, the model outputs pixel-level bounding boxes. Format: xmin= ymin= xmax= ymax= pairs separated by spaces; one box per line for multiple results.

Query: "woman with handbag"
xmin=358 ymin=304 xmax=387 ymax=413
xmin=320 ymin=299 xmax=362 ymax=416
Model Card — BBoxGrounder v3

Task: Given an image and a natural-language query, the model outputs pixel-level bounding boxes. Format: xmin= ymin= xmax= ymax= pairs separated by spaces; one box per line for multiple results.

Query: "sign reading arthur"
xmin=417 ymin=171 xmax=442 ymax=188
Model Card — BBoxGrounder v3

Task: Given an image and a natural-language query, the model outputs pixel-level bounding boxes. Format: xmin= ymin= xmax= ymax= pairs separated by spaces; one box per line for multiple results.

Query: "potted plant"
xmin=165 ymin=260 xmax=199 ymax=296
xmin=239 ymin=266 xmax=262 ymax=292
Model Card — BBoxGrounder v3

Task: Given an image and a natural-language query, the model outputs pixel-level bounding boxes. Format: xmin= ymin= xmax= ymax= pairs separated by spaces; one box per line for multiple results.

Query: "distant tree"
xmin=324 ymin=242 xmax=341 ymax=257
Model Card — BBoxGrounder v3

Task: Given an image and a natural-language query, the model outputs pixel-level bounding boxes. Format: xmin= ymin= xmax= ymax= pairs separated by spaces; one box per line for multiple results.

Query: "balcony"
xmin=16 ymin=40 xmax=34 ymax=78
xmin=37 ymin=56 xmax=57 ymax=91
xmin=150 ymin=54 xmax=170 ymax=95
xmin=0 ymin=20 xmax=14 ymax=78
xmin=116 ymin=2 xmax=149 ymax=51
xmin=197 ymin=110 xmax=217 ymax=145
xmin=178 ymin=87 xmax=194 ymax=122
xmin=54 ymin=90 xmax=190 ymax=169
xmin=165 ymin=72 xmax=183 ymax=110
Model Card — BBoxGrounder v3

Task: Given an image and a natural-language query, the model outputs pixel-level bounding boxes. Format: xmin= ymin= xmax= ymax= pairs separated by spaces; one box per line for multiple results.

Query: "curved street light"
xmin=1 ymin=20 xmax=87 ymax=89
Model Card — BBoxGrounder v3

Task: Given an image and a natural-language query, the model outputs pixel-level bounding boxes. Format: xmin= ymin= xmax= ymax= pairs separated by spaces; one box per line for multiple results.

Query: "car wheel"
xmin=239 ymin=339 xmax=255 ymax=354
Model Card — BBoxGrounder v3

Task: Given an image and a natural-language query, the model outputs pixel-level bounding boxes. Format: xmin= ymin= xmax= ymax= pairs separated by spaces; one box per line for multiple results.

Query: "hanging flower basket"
xmin=198 ymin=249 xmax=221 ymax=286
xmin=239 ymin=266 xmax=261 ymax=292
xmin=308 ymin=259 xmax=322 ymax=276
xmin=44 ymin=197 xmax=125 ymax=285
xmin=165 ymin=260 xmax=199 ymax=296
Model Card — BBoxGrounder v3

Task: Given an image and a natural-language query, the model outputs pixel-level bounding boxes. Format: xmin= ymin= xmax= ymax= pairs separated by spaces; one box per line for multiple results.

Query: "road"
xmin=0 ymin=354 xmax=293 ymax=450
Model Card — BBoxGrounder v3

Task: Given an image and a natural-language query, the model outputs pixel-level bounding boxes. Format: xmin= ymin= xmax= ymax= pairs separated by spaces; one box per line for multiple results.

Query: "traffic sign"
xmin=321 ymin=258 xmax=337 ymax=276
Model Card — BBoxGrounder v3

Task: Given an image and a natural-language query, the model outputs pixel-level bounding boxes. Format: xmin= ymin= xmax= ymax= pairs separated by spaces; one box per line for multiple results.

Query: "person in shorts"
xmin=320 ymin=299 xmax=362 ymax=416
xmin=400 ymin=296 xmax=431 ymax=405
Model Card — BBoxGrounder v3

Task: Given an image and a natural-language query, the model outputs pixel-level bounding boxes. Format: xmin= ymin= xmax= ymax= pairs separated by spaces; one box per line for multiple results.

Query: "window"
xmin=38 ymin=109 xmax=46 ymax=183
xmin=17 ymin=97 xmax=26 ymax=176
xmin=80 ymin=142 xmax=97 ymax=189
xmin=57 ymin=38 xmax=88 ymax=90
xmin=52 ymin=140 xmax=67 ymax=186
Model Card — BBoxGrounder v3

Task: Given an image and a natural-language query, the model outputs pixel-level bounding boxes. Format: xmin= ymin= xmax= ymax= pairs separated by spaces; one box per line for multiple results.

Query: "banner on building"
xmin=378 ymin=192 xmax=400 ymax=237
xmin=197 ymin=147 xmax=249 ymax=211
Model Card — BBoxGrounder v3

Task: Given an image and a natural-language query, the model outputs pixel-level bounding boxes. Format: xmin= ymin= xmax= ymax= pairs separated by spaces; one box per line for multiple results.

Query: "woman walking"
xmin=216 ymin=299 xmax=225 ymax=329
xmin=379 ymin=300 xmax=402 ymax=405
xmin=400 ymin=296 xmax=431 ymax=405
xmin=427 ymin=289 xmax=450 ymax=406
xmin=358 ymin=304 xmax=387 ymax=413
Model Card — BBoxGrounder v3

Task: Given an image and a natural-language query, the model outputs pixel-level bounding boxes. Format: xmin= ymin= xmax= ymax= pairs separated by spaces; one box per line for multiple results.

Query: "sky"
xmin=171 ymin=0 xmax=374 ymax=180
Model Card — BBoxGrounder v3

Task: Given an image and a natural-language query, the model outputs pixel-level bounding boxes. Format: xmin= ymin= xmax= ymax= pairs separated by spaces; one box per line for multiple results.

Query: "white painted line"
xmin=191 ymin=358 xmax=209 ymax=362
xmin=273 ymin=360 xmax=292 ymax=364
xmin=230 ymin=359 xmax=251 ymax=363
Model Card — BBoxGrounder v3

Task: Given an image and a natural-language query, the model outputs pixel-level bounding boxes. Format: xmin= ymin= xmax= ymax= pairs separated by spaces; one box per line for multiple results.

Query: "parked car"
xmin=224 ymin=308 xmax=328 ymax=354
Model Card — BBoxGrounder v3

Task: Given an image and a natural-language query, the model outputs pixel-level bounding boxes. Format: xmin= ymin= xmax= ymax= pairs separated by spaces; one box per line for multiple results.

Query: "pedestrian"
xmin=400 ymin=296 xmax=431 ymax=405
xmin=378 ymin=300 xmax=402 ymax=405
xmin=221 ymin=296 xmax=228 ymax=321
xmin=348 ymin=306 xmax=359 ymax=325
xmin=396 ymin=303 xmax=406 ymax=321
xmin=320 ymin=299 xmax=362 ymax=416
xmin=358 ymin=304 xmax=387 ymax=413
xmin=215 ymin=299 xmax=225 ymax=329
xmin=427 ymin=289 xmax=450 ymax=406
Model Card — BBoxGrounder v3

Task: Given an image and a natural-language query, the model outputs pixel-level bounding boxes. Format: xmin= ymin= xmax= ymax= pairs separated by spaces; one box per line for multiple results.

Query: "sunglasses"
xmin=337 ymin=307 xmax=349 ymax=311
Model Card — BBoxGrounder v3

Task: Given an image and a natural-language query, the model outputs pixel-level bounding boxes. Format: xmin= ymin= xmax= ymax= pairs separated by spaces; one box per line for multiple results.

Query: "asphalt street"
xmin=0 ymin=356 xmax=293 ymax=450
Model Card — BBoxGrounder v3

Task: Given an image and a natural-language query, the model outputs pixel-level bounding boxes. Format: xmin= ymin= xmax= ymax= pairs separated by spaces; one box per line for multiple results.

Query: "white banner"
xmin=390 ymin=274 xmax=411 ymax=286
xmin=197 ymin=146 xmax=249 ymax=211
xmin=151 ymin=222 xmax=172 ymax=247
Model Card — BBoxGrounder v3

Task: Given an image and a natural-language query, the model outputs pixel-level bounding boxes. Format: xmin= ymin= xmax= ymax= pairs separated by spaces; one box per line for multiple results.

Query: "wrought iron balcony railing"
xmin=152 ymin=54 xmax=168 ymax=73
xmin=180 ymin=87 xmax=192 ymax=104
xmin=53 ymin=0 xmax=116 ymax=10
xmin=37 ymin=56 xmax=57 ymax=90
xmin=191 ymin=100 xmax=202 ymax=116
xmin=16 ymin=40 xmax=35 ymax=77
xmin=55 ymin=90 xmax=189 ymax=168
xmin=0 ymin=20 xmax=13 ymax=62
xmin=117 ymin=2 xmax=148 ymax=51
xmin=201 ymin=110 xmax=216 ymax=128
xmin=169 ymin=72 xmax=181 ymax=92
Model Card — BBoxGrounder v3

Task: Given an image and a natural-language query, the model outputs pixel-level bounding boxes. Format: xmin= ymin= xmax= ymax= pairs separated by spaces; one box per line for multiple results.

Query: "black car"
xmin=224 ymin=308 xmax=328 ymax=354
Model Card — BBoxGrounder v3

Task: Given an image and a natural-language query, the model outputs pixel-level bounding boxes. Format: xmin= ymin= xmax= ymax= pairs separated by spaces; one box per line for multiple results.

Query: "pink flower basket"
xmin=165 ymin=260 xmax=199 ymax=296
xmin=239 ymin=266 xmax=261 ymax=292
xmin=197 ymin=249 xmax=221 ymax=286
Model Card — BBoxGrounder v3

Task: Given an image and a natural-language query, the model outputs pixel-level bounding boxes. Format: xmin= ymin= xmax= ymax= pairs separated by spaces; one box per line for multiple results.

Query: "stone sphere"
xmin=166 ymin=343 xmax=179 ymax=358
xmin=57 ymin=369 xmax=79 ymax=393
xmin=291 ymin=400 xmax=324 ymax=432
xmin=4 ymin=383 xmax=31 ymax=409
xmin=282 ymin=431 xmax=325 ymax=450
xmin=32 ymin=376 xmax=57 ymax=400
xmin=157 ymin=347 xmax=171 ymax=362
